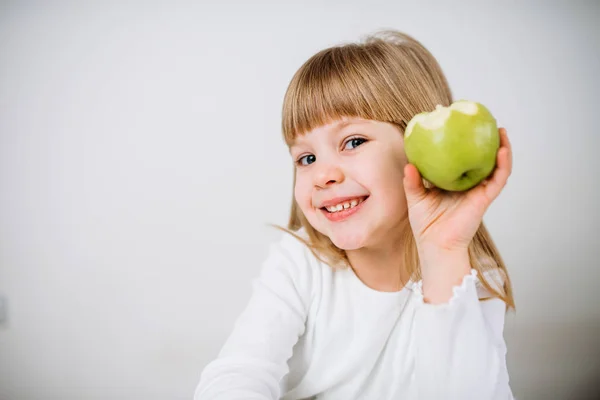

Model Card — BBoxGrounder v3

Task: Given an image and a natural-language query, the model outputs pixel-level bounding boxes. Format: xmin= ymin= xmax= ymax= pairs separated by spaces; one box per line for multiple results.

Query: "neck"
xmin=345 ymin=221 xmax=412 ymax=293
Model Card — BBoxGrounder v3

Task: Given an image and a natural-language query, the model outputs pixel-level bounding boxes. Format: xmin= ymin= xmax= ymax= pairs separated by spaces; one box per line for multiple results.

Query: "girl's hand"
xmin=402 ymin=127 xmax=512 ymax=290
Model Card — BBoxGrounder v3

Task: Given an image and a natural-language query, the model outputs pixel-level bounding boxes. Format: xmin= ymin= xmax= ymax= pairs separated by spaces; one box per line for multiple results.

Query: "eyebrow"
xmin=290 ymin=118 xmax=369 ymax=148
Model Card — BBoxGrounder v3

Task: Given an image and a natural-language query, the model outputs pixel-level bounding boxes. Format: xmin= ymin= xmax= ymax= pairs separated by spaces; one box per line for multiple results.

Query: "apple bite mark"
xmin=405 ymin=105 xmax=451 ymax=139
xmin=449 ymin=100 xmax=478 ymax=115
xmin=405 ymin=101 xmax=480 ymax=139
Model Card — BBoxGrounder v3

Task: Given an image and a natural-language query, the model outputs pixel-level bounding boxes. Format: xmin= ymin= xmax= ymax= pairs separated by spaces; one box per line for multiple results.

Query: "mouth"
xmin=319 ymin=196 xmax=369 ymax=222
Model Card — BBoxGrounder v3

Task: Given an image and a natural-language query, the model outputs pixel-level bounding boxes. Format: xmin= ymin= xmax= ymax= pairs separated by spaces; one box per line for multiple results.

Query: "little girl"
xmin=194 ymin=30 xmax=515 ymax=400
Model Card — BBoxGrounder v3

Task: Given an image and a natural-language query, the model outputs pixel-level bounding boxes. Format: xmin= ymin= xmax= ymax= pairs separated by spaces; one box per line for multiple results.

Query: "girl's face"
xmin=290 ymin=117 xmax=409 ymax=250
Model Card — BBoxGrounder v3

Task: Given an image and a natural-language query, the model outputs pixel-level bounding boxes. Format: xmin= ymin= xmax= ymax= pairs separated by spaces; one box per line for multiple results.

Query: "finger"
xmin=403 ymin=163 xmax=427 ymax=205
xmin=483 ymin=132 xmax=511 ymax=201
xmin=479 ymin=128 xmax=511 ymax=186
xmin=498 ymin=127 xmax=513 ymax=175
xmin=503 ymin=129 xmax=513 ymax=174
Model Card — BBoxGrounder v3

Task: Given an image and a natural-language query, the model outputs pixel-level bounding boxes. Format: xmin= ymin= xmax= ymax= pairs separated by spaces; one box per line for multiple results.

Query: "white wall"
xmin=1 ymin=1 xmax=599 ymax=399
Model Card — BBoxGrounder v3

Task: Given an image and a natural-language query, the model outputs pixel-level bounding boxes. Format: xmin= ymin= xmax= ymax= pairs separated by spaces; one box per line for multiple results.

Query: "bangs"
xmin=281 ymin=33 xmax=453 ymax=146
xmin=281 ymin=45 xmax=402 ymax=146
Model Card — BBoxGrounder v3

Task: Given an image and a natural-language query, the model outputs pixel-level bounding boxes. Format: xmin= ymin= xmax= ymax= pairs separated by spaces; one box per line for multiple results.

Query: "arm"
xmin=412 ymin=268 xmax=514 ymax=400
xmin=401 ymin=126 xmax=515 ymax=399
xmin=194 ymin=235 xmax=313 ymax=399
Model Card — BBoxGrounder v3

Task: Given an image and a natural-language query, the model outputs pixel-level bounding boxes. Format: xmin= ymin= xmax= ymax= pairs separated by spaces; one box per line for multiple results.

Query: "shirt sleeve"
xmin=194 ymin=233 xmax=314 ymax=400
xmin=411 ymin=269 xmax=514 ymax=400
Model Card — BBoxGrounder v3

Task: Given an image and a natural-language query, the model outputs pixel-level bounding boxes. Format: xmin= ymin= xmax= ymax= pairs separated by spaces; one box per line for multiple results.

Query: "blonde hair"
xmin=277 ymin=30 xmax=515 ymax=310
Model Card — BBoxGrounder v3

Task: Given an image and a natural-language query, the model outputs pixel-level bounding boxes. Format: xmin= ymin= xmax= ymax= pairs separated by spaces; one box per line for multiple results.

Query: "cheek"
xmin=294 ymin=175 xmax=313 ymax=211
xmin=371 ymin=156 xmax=408 ymax=210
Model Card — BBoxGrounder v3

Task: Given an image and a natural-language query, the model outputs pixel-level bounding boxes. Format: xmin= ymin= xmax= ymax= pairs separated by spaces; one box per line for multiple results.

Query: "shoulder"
xmin=274 ymin=227 xmax=312 ymax=256
xmin=270 ymin=227 xmax=323 ymax=270
xmin=257 ymin=227 xmax=327 ymax=301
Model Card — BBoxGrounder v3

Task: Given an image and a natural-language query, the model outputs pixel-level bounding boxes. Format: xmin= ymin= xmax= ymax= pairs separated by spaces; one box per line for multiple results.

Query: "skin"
xmin=290 ymin=116 xmax=512 ymax=303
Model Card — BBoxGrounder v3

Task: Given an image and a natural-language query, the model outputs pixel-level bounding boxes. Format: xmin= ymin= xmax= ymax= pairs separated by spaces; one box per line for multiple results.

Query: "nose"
xmin=314 ymin=162 xmax=344 ymax=189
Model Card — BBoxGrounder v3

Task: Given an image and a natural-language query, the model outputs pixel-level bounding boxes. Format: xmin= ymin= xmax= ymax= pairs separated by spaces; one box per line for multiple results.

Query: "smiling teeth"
xmin=326 ymin=198 xmax=362 ymax=213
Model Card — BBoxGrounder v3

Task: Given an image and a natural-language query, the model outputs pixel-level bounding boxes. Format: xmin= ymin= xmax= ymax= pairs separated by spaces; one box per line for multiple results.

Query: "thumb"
xmin=403 ymin=163 xmax=427 ymax=205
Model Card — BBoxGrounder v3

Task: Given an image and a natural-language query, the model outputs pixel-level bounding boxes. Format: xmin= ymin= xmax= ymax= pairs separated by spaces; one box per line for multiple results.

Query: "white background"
xmin=1 ymin=1 xmax=599 ymax=399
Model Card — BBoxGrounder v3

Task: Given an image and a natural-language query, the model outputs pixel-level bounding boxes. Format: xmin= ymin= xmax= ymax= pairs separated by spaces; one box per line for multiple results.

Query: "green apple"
xmin=404 ymin=100 xmax=500 ymax=192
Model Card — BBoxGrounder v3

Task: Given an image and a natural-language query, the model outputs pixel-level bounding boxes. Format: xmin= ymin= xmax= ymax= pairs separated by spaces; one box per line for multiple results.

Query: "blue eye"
xmin=297 ymin=154 xmax=316 ymax=166
xmin=344 ymin=137 xmax=367 ymax=150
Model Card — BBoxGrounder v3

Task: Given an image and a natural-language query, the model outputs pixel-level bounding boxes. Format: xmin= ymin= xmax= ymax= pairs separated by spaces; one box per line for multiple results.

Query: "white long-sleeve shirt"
xmin=194 ymin=230 xmax=514 ymax=400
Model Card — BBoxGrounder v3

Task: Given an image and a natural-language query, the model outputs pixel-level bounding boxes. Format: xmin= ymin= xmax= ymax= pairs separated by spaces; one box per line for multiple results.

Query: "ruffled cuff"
xmin=410 ymin=269 xmax=479 ymax=309
xmin=410 ymin=269 xmax=506 ymax=399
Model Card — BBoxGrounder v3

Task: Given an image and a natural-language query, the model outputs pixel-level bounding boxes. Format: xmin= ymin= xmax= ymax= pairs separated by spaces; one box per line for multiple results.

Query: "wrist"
xmin=418 ymin=245 xmax=469 ymax=270
xmin=418 ymin=248 xmax=472 ymax=304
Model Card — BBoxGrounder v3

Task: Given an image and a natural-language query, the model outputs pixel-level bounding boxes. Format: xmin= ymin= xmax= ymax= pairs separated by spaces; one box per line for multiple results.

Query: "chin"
xmin=321 ymin=225 xmax=371 ymax=251
xmin=313 ymin=220 xmax=372 ymax=250
xmin=321 ymin=213 xmax=407 ymax=253
xmin=303 ymin=215 xmax=366 ymax=250
xmin=305 ymin=209 xmax=384 ymax=252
